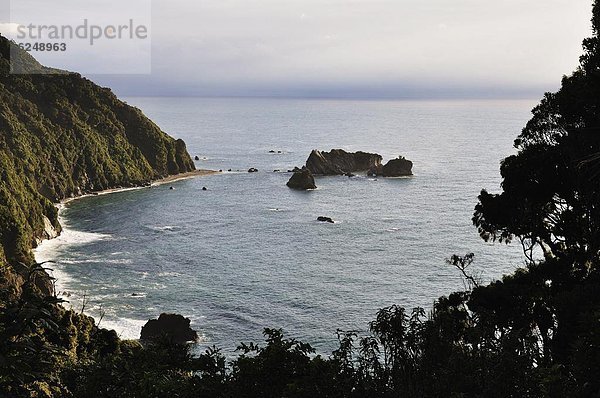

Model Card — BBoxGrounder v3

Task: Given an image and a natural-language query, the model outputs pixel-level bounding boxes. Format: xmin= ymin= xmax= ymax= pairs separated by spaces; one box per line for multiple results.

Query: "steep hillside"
xmin=0 ymin=35 xmax=195 ymax=299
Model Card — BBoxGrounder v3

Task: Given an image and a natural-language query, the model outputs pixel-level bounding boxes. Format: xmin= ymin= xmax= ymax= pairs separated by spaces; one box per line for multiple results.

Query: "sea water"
xmin=35 ymin=97 xmax=537 ymax=354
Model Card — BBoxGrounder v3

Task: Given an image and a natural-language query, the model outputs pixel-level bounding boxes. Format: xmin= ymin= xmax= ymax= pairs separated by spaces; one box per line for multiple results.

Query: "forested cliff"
xmin=0 ymin=35 xmax=195 ymax=299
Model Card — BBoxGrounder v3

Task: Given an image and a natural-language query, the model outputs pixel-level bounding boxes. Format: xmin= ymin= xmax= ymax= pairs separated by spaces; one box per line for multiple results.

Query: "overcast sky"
xmin=1 ymin=0 xmax=595 ymax=98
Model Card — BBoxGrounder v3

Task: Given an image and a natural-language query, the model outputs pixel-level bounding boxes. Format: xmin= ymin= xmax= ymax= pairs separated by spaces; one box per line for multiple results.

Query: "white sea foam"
xmin=157 ymin=271 xmax=182 ymax=277
xmin=35 ymin=235 xmax=112 ymax=299
xmin=151 ymin=282 xmax=167 ymax=290
xmin=60 ymin=258 xmax=132 ymax=265
xmin=99 ymin=317 xmax=147 ymax=340
xmin=146 ymin=225 xmax=181 ymax=232
xmin=33 ymin=206 xmax=115 ymax=317
xmin=97 ymin=316 xmax=207 ymax=343
xmin=48 ymin=266 xmax=76 ymax=301
xmin=57 ymin=291 xmax=149 ymax=342
xmin=99 ymin=284 xmax=121 ymax=290
xmin=34 ymin=210 xmax=112 ymax=264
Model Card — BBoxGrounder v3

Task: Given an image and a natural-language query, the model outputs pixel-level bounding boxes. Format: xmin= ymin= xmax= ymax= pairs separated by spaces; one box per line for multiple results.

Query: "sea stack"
xmin=368 ymin=156 xmax=413 ymax=177
xmin=306 ymin=149 xmax=383 ymax=175
xmin=140 ymin=313 xmax=198 ymax=344
xmin=381 ymin=156 xmax=413 ymax=177
xmin=287 ymin=167 xmax=317 ymax=190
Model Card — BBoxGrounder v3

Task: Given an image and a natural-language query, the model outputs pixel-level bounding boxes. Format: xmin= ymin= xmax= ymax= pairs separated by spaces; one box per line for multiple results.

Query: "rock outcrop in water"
xmin=287 ymin=167 xmax=317 ymax=190
xmin=317 ymin=216 xmax=335 ymax=223
xmin=306 ymin=149 xmax=383 ymax=175
xmin=382 ymin=157 xmax=413 ymax=177
xmin=0 ymin=35 xmax=196 ymax=299
xmin=140 ymin=313 xmax=199 ymax=343
xmin=304 ymin=149 xmax=413 ymax=177
xmin=368 ymin=156 xmax=413 ymax=177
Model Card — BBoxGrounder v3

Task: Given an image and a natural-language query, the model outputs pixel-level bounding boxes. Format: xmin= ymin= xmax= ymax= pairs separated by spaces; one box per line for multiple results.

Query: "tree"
xmin=473 ymin=2 xmax=600 ymax=273
xmin=469 ymin=1 xmax=600 ymax=394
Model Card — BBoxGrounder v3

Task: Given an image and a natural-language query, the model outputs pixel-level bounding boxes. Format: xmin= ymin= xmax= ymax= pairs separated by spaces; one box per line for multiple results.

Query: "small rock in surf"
xmin=317 ymin=216 xmax=335 ymax=223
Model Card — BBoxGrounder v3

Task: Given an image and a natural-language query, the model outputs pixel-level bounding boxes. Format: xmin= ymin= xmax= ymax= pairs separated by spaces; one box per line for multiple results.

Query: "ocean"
xmin=34 ymin=97 xmax=537 ymax=355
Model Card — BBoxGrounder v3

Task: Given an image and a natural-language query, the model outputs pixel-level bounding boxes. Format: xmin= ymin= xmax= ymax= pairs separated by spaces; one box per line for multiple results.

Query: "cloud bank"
xmin=4 ymin=0 xmax=595 ymax=98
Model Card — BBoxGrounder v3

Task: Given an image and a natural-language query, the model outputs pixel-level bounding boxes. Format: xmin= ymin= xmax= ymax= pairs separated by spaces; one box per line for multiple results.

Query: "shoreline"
xmin=151 ymin=168 xmax=220 ymax=186
xmin=61 ymin=169 xmax=220 ymax=204
xmin=34 ymin=168 xmax=219 ymax=337
xmin=39 ymin=167 xmax=220 ymax=261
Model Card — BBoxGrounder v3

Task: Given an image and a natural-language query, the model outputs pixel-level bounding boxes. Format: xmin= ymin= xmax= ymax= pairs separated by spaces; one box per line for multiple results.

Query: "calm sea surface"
xmin=35 ymin=97 xmax=537 ymax=354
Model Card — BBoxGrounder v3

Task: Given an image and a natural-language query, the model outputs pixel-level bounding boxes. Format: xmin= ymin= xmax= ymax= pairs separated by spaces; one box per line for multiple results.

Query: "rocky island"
xmin=306 ymin=149 xmax=383 ymax=175
xmin=286 ymin=167 xmax=317 ymax=190
xmin=302 ymin=149 xmax=413 ymax=177
xmin=140 ymin=313 xmax=199 ymax=343
xmin=368 ymin=156 xmax=413 ymax=177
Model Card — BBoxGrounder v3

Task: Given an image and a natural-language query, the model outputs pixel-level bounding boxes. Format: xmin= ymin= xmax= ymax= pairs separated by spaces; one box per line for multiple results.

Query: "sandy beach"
xmin=60 ymin=169 xmax=220 ymax=204
xmin=151 ymin=169 xmax=220 ymax=186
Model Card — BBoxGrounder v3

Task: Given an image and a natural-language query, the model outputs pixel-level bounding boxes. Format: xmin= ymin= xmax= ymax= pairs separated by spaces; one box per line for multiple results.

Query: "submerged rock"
xmin=306 ymin=149 xmax=383 ymax=175
xmin=287 ymin=168 xmax=317 ymax=190
xmin=194 ymin=156 xmax=200 ymax=161
xmin=140 ymin=313 xmax=198 ymax=343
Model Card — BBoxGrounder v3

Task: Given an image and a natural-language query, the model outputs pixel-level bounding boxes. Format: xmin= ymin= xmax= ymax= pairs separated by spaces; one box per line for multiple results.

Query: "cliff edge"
xmin=0 ymin=35 xmax=195 ymax=299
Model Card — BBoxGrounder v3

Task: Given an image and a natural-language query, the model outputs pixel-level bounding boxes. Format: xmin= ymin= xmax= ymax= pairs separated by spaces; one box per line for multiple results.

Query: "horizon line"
xmin=116 ymin=93 xmax=543 ymax=102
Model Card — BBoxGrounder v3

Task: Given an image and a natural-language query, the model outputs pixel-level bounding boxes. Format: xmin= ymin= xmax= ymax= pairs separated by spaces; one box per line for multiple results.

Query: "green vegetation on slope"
xmin=0 ymin=35 xmax=195 ymax=298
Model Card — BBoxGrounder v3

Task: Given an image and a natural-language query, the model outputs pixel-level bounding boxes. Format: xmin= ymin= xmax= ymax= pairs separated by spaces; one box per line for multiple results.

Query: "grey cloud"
xmin=10 ymin=0 xmax=595 ymax=98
